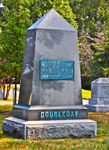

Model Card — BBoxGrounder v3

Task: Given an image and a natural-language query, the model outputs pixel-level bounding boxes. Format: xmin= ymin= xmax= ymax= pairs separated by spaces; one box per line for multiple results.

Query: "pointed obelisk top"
xmin=28 ymin=8 xmax=76 ymax=31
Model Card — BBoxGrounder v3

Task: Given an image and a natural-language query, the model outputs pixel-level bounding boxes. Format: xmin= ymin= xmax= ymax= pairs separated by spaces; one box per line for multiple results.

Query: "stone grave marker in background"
xmin=85 ymin=77 xmax=109 ymax=112
xmin=2 ymin=9 xmax=97 ymax=140
xmin=0 ymin=89 xmax=3 ymax=100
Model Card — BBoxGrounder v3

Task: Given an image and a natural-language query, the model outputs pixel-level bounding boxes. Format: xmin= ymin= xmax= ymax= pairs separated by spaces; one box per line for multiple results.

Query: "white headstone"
xmin=85 ymin=77 xmax=109 ymax=112
xmin=0 ymin=89 xmax=3 ymax=100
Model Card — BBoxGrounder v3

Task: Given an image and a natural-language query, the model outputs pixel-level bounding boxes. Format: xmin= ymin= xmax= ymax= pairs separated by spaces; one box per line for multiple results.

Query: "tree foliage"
xmin=0 ymin=0 xmax=32 ymax=100
xmin=70 ymin=0 xmax=109 ymax=89
xmin=0 ymin=0 xmax=109 ymax=92
xmin=79 ymin=25 xmax=93 ymax=89
xmin=0 ymin=0 xmax=78 ymax=99
xmin=29 ymin=0 xmax=78 ymax=29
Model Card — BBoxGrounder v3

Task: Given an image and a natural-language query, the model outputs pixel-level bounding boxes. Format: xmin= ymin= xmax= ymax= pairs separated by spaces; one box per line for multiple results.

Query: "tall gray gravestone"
xmin=2 ymin=9 xmax=97 ymax=140
xmin=85 ymin=78 xmax=109 ymax=112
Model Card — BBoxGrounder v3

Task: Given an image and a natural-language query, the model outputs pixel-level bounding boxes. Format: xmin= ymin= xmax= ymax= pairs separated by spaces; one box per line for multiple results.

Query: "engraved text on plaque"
xmin=40 ymin=60 xmax=74 ymax=80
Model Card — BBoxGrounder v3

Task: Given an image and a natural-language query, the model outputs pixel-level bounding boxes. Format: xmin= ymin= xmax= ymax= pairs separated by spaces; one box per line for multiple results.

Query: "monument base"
xmin=2 ymin=117 xmax=97 ymax=140
xmin=85 ymin=104 xmax=109 ymax=112
xmin=12 ymin=105 xmax=88 ymax=121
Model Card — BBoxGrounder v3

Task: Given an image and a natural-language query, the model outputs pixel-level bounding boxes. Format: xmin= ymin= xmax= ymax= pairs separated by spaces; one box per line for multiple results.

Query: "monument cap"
xmin=28 ymin=8 xmax=76 ymax=31
xmin=92 ymin=77 xmax=109 ymax=83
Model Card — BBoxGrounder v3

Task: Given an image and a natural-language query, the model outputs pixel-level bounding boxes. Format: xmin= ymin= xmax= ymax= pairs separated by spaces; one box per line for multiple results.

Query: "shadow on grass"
xmin=0 ymin=130 xmax=10 ymax=139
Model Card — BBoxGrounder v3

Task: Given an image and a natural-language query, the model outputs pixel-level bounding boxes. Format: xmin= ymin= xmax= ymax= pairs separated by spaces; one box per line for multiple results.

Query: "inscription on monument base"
xmin=40 ymin=60 xmax=74 ymax=80
xmin=12 ymin=105 xmax=88 ymax=121
xmin=40 ymin=110 xmax=79 ymax=120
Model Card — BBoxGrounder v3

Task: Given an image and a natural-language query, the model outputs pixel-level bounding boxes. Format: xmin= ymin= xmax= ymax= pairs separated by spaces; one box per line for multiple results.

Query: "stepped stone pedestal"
xmin=85 ymin=78 xmax=109 ymax=112
xmin=2 ymin=9 xmax=97 ymax=140
xmin=3 ymin=117 xmax=96 ymax=140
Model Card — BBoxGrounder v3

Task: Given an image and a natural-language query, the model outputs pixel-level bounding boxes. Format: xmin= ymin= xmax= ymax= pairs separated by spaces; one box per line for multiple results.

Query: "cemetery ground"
xmin=0 ymin=105 xmax=109 ymax=150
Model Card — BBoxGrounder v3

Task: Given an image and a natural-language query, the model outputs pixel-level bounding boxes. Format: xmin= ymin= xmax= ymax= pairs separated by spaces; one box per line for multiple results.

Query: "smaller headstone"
xmin=0 ymin=89 xmax=3 ymax=100
xmin=85 ymin=77 xmax=109 ymax=112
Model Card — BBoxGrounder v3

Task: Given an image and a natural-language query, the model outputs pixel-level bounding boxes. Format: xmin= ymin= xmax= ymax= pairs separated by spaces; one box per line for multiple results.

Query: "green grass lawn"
xmin=82 ymin=89 xmax=91 ymax=99
xmin=0 ymin=99 xmax=18 ymax=102
xmin=0 ymin=99 xmax=13 ymax=102
xmin=0 ymin=104 xmax=109 ymax=150
xmin=0 ymin=104 xmax=12 ymax=114
xmin=1 ymin=86 xmax=20 ymax=90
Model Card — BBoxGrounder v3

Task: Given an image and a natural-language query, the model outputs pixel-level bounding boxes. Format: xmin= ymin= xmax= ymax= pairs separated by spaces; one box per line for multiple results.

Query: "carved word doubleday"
xmin=41 ymin=110 xmax=78 ymax=119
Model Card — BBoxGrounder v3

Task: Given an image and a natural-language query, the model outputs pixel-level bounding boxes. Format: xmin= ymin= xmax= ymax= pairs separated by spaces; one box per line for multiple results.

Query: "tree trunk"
xmin=106 ymin=72 xmax=109 ymax=77
xmin=14 ymin=70 xmax=17 ymax=105
xmin=6 ymin=77 xmax=12 ymax=100
xmin=3 ymin=79 xmax=5 ymax=100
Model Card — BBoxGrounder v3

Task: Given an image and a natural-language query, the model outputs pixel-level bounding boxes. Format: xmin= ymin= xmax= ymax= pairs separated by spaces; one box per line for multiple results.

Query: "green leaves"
xmin=0 ymin=0 xmax=109 ymax=90
xmin=0 ymin=0 xmax=78 ymax=81
xmin=29 ymin=0 xmax=78 ymax=29
xmin=0 ymin=0 xmax=32 ymax=80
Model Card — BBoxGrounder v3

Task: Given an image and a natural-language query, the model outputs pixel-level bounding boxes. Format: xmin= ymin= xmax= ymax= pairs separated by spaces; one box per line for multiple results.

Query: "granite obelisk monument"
xmin=2 ymin=9 xmax=97 ymax=139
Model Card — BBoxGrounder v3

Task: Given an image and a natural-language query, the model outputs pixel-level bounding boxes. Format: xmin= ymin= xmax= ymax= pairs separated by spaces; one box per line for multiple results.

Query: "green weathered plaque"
xmin=40 ymin=60 xmax=74 ymax=80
